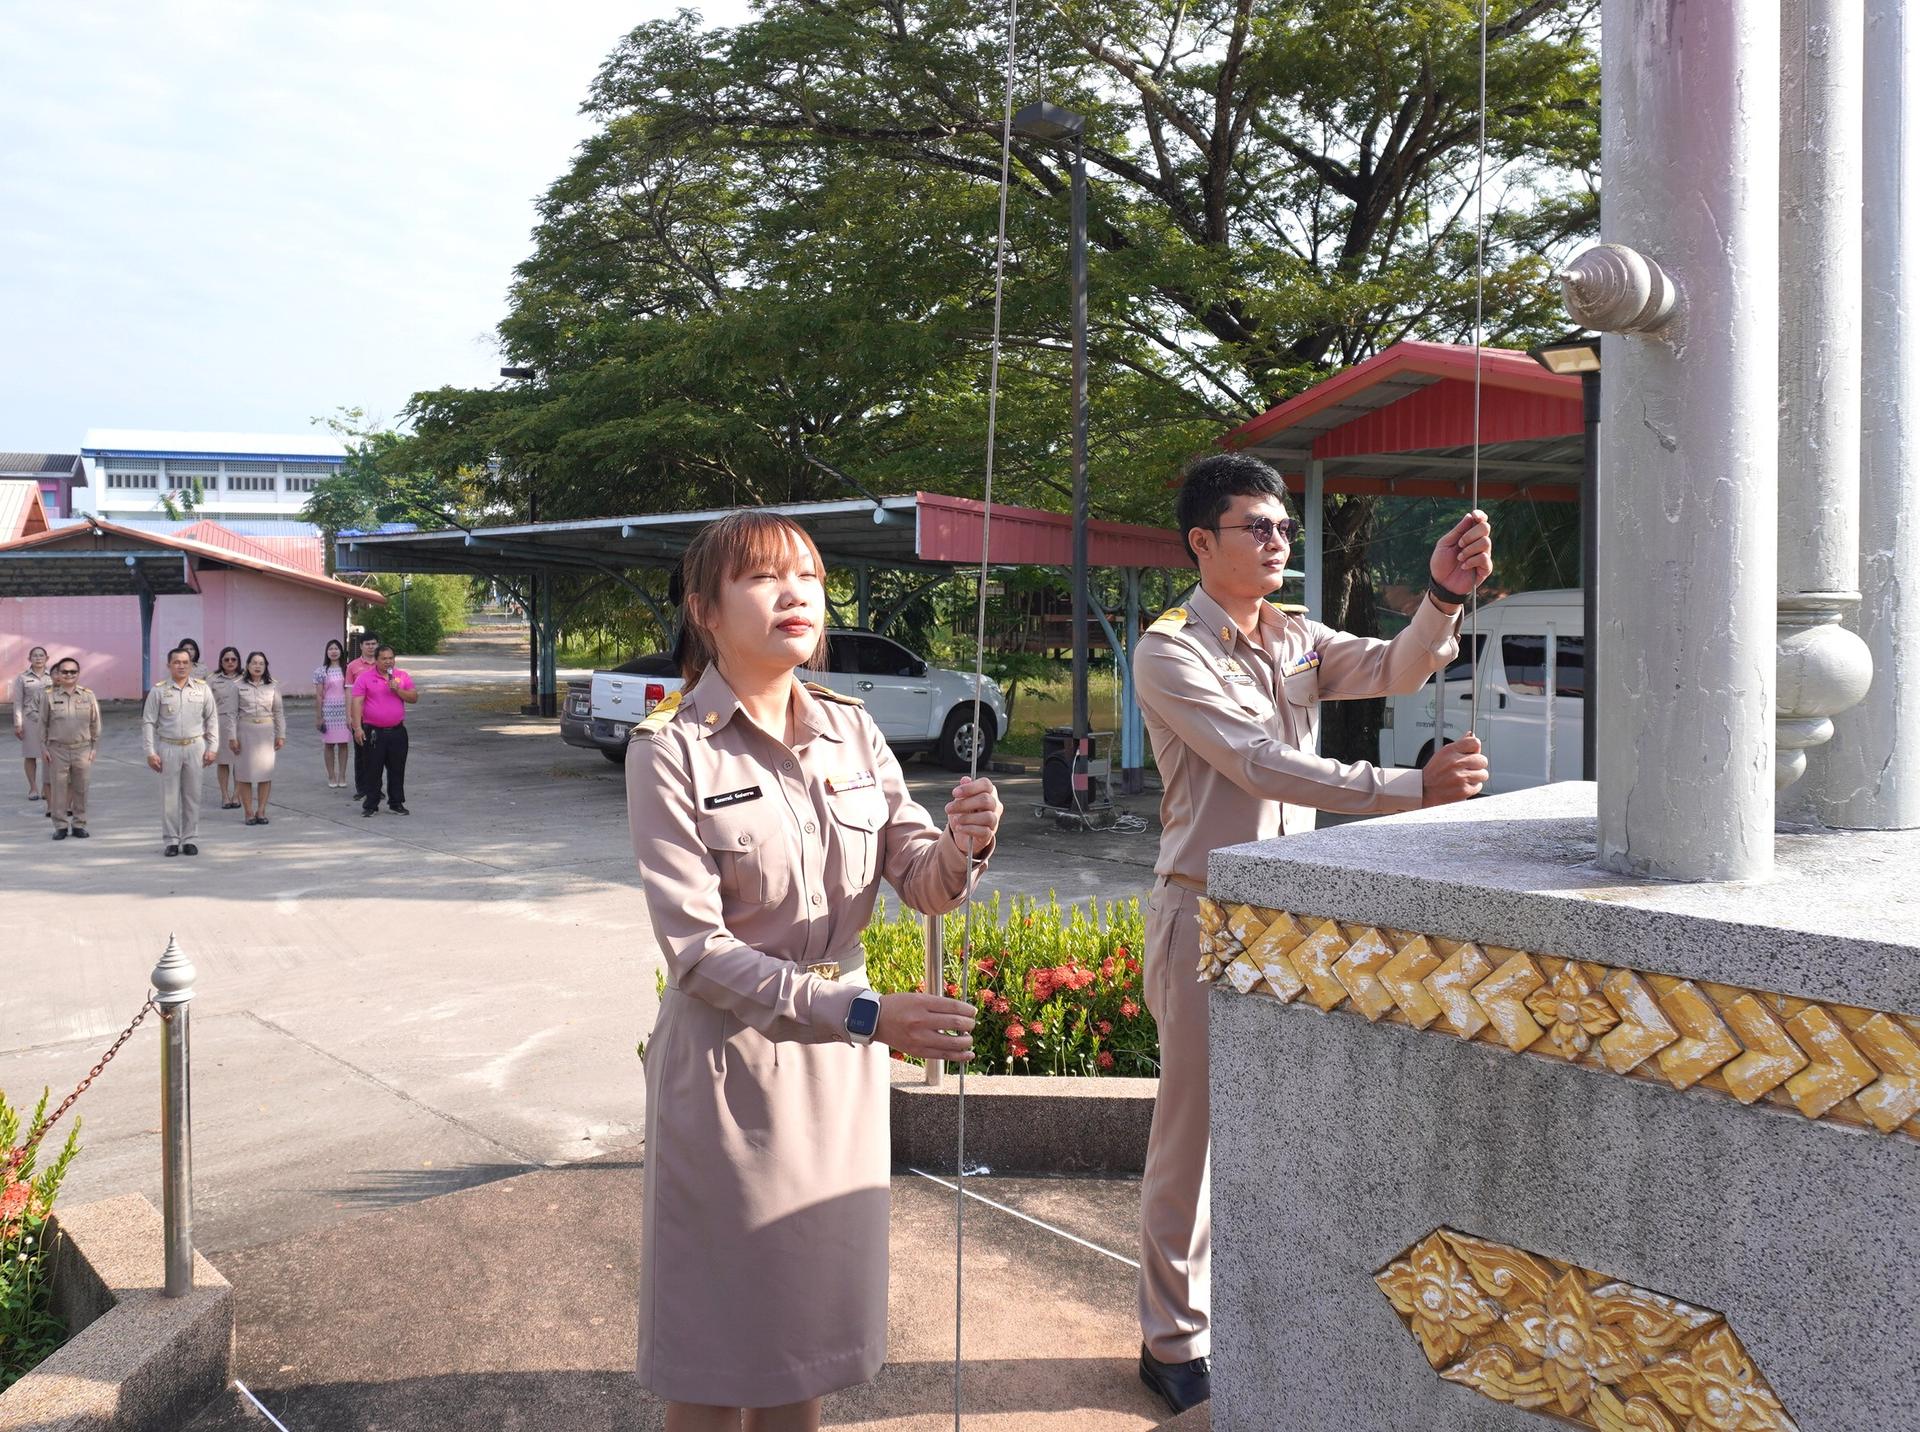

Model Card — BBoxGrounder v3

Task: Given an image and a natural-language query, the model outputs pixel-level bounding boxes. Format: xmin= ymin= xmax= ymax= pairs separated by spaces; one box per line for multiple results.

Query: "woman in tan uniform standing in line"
xmin=626 ymin=511 xmax=1001 ymax=1431
xmin=209 ymin=646 xmax=244 ymax=810
xmin=11 ymin=645 xmax=51 ymax=804
xmin=230 ymin=651 xmax=286 ymax=825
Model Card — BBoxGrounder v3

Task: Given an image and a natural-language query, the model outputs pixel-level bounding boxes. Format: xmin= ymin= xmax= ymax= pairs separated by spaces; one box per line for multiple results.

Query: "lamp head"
xmin=1012 ymin=100 xmax=1085 ymax=141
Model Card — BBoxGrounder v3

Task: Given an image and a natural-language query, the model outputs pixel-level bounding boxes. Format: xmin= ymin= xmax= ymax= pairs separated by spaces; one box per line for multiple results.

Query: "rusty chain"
xmin=4 ymin=994 xmax=168 ymax=1177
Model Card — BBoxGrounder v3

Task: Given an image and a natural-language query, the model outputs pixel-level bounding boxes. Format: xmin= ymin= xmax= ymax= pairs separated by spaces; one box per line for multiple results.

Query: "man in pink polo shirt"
xmin=350 ymin=645 xmax=418 ymax=815
xmin=344 ymin=634 xmax=382 ymax=802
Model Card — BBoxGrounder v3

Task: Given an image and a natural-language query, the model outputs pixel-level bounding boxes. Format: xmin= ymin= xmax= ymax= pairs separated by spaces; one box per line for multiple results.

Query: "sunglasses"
xmin=1216 ymin=515 xmax=1299 ymax=546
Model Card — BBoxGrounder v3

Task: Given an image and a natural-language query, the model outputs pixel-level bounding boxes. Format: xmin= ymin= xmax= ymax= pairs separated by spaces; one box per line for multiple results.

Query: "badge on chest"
xmin=1216 ymin=655 xmax=1254 ymax=686
xmin=1283 ymin=650 xmax=1321 ymax=677
xmin=825 ymin=770 xmax=876 ymax=794
xmin=703 ymin=785 xmax=763 ymax=809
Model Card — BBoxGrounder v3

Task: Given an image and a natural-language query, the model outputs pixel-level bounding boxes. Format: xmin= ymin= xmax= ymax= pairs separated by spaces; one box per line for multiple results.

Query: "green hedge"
xmin=356 ymin=574 xmax=470 ymax=656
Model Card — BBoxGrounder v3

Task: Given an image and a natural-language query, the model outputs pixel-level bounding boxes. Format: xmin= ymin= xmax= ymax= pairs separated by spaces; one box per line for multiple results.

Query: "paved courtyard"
xmin=4 ymin=620 xmax=1182 ymax=1430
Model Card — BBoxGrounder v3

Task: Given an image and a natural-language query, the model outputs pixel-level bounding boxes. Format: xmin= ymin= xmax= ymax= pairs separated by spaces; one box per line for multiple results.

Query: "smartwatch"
xmin=845 ymin=989 xmax=882 ymax=1045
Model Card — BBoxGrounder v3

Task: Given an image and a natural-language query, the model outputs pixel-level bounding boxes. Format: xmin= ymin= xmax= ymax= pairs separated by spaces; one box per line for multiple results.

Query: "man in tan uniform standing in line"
xmin=1131 ymin=452 xmax=1492 ymax=1415
xmin=39 ymin=657 xmax=100 ymax=841
xmin=142 ymin=646 xmax=218 ymax=857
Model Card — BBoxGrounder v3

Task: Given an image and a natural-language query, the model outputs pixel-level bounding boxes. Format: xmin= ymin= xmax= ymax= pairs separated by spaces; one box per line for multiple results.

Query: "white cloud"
xmin=0 ymin=0 xmax=749 ymax=449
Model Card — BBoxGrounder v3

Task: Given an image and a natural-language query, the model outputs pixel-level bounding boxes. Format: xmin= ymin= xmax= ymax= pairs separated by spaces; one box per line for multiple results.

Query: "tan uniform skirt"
xmin=235 ymin=719 xmax=279 ymax=783
xmin=637 ymin=971 xmax=889 ymax=1408
xmin=18 ymin=722 xmax=43 ymax=762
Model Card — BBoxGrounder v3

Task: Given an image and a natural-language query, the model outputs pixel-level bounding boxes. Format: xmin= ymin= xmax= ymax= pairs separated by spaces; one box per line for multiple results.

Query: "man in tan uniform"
xmin=39 ymin=658 xmax=100 ymax=840
xmin=141 ymin=646 xmax=219 ymax=856
xmin=1131 ymin=452 xmax=1492 ymax=1414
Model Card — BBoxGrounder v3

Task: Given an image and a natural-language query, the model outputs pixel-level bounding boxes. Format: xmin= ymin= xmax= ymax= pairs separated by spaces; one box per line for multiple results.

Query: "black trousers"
xmin=362 ymin=724 xmax=409 ymax=811
xmin=353 ymin=730 xmax=375 ymax=797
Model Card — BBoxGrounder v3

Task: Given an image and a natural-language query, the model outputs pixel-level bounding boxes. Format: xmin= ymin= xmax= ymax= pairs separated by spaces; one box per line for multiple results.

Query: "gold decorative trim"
xmin=1376 ymin=1229 xmax=1797 ymax=1432
xmin=1197 ymin=900 xmax=1920 ymax=1138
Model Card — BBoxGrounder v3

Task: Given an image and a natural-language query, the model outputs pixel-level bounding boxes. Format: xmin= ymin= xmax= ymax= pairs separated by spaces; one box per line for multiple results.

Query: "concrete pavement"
xmin=7 ymin=620 xmax=1191 ymax=1430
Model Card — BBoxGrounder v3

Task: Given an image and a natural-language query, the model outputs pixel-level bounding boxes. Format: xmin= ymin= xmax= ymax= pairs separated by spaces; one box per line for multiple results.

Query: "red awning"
xmin=915 ymin=493 xmax=1192 ymax=569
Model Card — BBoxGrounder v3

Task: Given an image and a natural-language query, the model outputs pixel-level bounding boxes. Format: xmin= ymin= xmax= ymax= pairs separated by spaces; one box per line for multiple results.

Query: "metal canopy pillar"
xmin=1121 ymin=568 xmax=1144 ymax=792
xmin=1303 ymin=459 xmax=1325 ymax=620
xmin=136 ymin=571 xmax=155 ymax=693
xmin=537 ymin=569 xmax=559 ymax=718
xmin=855 ymin=565 xmax=872 ymax=630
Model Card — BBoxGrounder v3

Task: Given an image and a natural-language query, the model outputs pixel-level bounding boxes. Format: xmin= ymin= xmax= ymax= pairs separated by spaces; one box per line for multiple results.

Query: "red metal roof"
xmin=174 ymin=520 xmax=326 ymax=575
xmin=915 ymin=492 xmax=1192 ymax=570
xmin=0 ymin=517 xmax=385 ymax=604
xmin=1224 ymin=340 xmax=1580 ymax=455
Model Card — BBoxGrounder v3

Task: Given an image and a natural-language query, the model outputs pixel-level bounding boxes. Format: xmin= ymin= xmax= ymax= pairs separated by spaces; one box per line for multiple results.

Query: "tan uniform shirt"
xmin=233 ymin=681 xmax=287 ymax=739
xmin=626 ymin=665 xmax=982 ymax=1042
xmin=9 ymin=669 xmax=49 ymax=730
xmin=208 ymin=671 xmax=239 ymax=742
xmin=1134 ymin=585 xmax=1462 ymax=886
xmin=39 ymin=687 xmax=100 ymax=749
xmin=141 ymin=677 xmax=219 ymax=758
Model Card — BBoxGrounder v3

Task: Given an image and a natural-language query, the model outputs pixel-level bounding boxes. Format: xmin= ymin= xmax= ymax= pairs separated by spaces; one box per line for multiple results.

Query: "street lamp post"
xmin=1012 ymin=100 xmax=1092 ymax=800
xmin=1530 ymin=336 xmax=1600 ymax=781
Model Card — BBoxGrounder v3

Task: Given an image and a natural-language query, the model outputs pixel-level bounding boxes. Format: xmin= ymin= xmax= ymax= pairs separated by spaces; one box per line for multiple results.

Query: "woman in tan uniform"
xmin=209 ymin=646 xmax=244 ymax=809
xmin=626 ymin=511 xmax=1001 ymax=1430
xmin=11 ymin=645 xmax=51 ymax=804
xmin=230 ymin=651 xmax=287 ymax=825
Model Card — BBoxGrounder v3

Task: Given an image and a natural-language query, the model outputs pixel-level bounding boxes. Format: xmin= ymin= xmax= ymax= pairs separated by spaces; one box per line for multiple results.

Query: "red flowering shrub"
xmin=3 ymin=1088 xmax=83 ymax=1390
xmin=863 ymin=893 xmax=1157 ymax=1076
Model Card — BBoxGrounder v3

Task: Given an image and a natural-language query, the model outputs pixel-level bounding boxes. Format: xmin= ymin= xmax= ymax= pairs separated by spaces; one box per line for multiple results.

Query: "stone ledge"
xmin=890 ymin=1063 xmax=1156 ymax=1174
xmin=0 ymin=1194 xmax=233 ymax=1432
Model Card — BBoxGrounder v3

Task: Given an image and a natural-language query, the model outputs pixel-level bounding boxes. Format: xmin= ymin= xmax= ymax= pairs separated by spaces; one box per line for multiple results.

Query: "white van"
xmin=1379 ymin=588 xmax=1584 ymax=793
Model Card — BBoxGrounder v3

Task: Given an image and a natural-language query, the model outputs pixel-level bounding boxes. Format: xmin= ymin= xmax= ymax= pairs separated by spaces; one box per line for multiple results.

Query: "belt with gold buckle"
xmin=806 ymin=960 xmax=841 ymax=979
xmin=160 ymin=736 xmax=202 ymax=746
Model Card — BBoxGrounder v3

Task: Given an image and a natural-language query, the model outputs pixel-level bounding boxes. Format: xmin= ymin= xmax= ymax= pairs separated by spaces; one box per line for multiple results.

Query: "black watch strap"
xmin=1428 ymin=575 xmax=1473 ymax=606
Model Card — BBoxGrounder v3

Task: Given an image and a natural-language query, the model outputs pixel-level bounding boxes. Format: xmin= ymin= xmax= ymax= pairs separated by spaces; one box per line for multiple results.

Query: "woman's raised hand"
xmin=875 ymin=993 xmax=976 ymax=1061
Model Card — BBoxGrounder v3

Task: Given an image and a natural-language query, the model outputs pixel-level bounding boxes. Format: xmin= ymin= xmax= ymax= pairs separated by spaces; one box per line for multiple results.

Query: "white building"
xmin=78 ymin=429 xmax=347 ymax=529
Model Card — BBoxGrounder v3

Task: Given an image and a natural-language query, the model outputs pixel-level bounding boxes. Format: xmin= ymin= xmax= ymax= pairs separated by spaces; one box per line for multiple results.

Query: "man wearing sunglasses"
xmin=1131 ymin=451 xmax=1492 ymax=1415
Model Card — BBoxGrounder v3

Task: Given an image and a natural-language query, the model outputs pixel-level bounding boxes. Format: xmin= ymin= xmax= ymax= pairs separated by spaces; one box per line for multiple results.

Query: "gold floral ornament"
xmin=1196 ymin=899 xmax=1920 ymax=1139
xmin=1376 ymin=1230 xmax=1797 ymax=1432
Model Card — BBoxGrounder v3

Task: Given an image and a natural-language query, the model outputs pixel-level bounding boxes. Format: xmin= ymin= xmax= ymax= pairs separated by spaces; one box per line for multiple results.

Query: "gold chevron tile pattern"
xmin=1197 ymin=899 xmax=1920 ymax=1139
xmin=1375 ymin=1229 xmax=1798 ymax=1432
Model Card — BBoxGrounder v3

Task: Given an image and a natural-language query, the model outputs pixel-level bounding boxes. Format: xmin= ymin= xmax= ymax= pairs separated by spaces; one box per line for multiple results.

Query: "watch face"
xmin=848 ymin=993 xmax=881 ymax=1038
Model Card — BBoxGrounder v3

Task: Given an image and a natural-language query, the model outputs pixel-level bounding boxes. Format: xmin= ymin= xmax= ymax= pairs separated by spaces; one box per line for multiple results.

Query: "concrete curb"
xmin=891 ymin=1064 xmax=1156 ymax=1174
xmin=0 ymin=1194 xmax=232 ymax=1432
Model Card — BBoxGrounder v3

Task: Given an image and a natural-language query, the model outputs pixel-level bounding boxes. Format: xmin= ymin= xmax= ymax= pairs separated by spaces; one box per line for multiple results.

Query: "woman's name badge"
xmin=826 ymin=770 xmax=876 ymax=793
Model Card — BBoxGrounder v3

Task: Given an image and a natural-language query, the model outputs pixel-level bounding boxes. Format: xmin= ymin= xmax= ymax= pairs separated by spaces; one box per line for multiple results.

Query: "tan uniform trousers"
xmin=159 ymin=738 xmax=207 ymax=843
xmin=1139 ymin=875 xmax=1211 ymax=1363
xmin=46 ymin=742 xmax=94 ymax=830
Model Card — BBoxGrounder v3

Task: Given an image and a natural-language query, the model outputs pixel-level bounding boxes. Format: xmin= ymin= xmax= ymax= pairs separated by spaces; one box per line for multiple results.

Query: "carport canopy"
xmin=336 ymin=491 xmax=1193 ymax=782
xmin=1219 ymin=339 xmax=1586 ymax=617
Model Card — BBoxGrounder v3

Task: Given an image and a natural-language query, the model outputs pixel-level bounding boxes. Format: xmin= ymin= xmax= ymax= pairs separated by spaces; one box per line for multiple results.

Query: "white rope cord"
xmin=1466 ymin=0 xmax=1489 ymax=736
xmin=952 ymin=1 xmax=1022 ymax=1424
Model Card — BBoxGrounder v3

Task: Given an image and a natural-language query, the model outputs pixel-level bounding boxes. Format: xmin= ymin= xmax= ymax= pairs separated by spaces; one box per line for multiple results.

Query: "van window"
xmin=1441 ymin=634 xmax=1488 ymax=683
xmin=1502 ymin=634 xmax=1584 ymax=698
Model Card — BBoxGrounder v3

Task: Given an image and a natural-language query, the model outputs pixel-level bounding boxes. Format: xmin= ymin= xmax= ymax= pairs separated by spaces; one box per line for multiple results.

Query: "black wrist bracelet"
xmin=1428 ymin=575 xmax=1473 ymax=605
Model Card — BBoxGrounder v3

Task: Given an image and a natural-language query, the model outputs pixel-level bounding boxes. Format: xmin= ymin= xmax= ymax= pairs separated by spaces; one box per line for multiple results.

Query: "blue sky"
xmin=0 ymin=0 xmax=749 ymax=452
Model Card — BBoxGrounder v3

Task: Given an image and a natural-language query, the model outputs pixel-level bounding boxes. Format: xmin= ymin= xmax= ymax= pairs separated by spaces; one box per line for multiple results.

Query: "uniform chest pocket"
xmin=826 ymin=794 xmax=885 ymax=891
xmin=1281 ymin=667 xmax=1321 ymax=708
xmin=1230 ymin=681 xmax=1276 ymax=723
xmin=696 ymin=806 xmax=784 ymax=906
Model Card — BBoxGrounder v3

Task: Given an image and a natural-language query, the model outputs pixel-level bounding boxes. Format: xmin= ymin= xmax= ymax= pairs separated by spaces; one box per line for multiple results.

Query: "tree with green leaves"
xmin=389 ymin=0 xmax=1597 ymax=747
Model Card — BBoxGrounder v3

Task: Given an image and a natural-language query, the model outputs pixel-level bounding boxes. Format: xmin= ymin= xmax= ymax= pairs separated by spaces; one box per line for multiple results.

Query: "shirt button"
xmin=738 ymin=834 xmax=751 ymax=845
xmin=811 ymin=894 xmax=823 ymax=906
xmin=782 ymin=759 xmax=795 ymax=772
xmin=804 ymin=821 xmax=816 ymax=834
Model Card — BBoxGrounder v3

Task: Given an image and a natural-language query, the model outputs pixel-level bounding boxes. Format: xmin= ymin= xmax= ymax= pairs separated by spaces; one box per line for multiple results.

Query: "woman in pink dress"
xmin=313 ymin=639 xmax=351 ymax=787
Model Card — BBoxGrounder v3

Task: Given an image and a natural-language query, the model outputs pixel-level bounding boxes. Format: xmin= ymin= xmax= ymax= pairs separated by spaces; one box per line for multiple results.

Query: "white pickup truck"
xmin=562 ymin=629 xmax=1009 ymax=771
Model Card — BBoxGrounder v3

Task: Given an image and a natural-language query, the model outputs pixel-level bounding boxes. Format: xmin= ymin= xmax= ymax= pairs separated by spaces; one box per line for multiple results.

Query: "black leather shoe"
xmin=165 ymin=844 xmax=180 ymax=857
xmin=52 ymin=827 xmax=68 ymax=840
xmin=362 ymin=806 xmax=378 ymax=817
xmin=181 ymin=843 xmax=199 ymax=856
xmin=1139 ymin=1345 xmax=1211 ymax=1416
xmin=71 ymin=827 xmax=90 ymax=838
xmin=389 ymin=804 xmax=408 ymax=815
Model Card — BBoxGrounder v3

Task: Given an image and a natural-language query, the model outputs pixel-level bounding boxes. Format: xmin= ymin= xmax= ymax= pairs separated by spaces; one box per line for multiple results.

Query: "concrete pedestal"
xmin=1203 ymin=785 xmax=1919 ymax=1432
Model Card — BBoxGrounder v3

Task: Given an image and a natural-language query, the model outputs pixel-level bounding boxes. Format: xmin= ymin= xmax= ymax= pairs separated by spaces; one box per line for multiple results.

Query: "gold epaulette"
xmin=1147 ymin=607 xmax=1189 ymax=636
xmin=633 ymin=690 xmax=685 ymax=737
xmin=1276 ymin=603 xmax=1309 ymax=614
xmin=805 ymin=681 xmax=863 ymax=707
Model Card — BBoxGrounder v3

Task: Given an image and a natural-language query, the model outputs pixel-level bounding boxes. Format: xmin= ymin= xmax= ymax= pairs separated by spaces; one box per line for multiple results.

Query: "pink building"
xmin=0 ymin=517 xmax=384 ymax=701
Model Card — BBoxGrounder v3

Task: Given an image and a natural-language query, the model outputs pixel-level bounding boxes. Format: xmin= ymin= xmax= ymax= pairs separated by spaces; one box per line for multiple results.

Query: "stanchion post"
xmin=923 ymin=911 xmax=946 ymax=1089
xmin=152 ymin=935 xmax=196 ymax=1297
